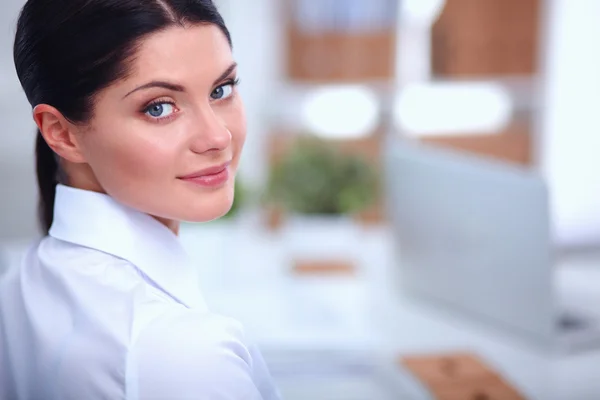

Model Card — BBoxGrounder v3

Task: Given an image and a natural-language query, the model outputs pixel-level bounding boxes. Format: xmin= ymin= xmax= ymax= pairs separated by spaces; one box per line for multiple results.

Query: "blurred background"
xmin=2 ymin=0 xmax=600 ymax=399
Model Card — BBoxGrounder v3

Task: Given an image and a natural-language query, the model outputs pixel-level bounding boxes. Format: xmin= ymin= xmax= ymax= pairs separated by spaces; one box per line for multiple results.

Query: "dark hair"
xmin=14 ymin=0 xmax=231 ymax=234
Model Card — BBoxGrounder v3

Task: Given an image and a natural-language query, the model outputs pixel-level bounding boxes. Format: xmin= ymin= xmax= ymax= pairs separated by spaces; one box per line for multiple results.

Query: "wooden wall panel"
xmin=284 ymin=0 xmax=397 ymax=82
xmin=287 ymin=30 xmax=396 ymax=82
xmin=432 ymin=0 xmax=541 ymax=77
xmin=420 ymin=120 xmax=532 ymax=166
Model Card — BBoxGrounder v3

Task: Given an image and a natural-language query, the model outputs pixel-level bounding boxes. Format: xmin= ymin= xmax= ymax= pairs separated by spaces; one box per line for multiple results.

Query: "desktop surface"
xmin=2 ymin=223 xmax=600 ymax=399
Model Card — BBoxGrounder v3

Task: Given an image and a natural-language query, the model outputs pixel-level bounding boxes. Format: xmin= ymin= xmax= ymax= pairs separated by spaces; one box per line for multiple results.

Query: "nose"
xmin=189 ymin=106 xmax=232 ymax=154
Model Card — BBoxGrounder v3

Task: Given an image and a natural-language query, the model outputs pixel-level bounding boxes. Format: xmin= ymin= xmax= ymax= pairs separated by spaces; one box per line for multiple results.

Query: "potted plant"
xmin=266 ymin=136 xmax=378 ymax=216
xmin=264 ymin=136 xmax=379 ymax=275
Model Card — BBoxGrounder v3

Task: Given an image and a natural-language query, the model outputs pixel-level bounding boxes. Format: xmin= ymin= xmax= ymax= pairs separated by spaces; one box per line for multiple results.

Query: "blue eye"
xmin=211 ymin=83 xmax=234 ymax=100
xmin=144 ymin=102 xmax=175 ymax=118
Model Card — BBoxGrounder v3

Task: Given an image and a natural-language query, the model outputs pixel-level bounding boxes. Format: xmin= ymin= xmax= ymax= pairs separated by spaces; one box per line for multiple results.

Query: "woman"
xmin=0 ymin=0 xmax=280 ymax=399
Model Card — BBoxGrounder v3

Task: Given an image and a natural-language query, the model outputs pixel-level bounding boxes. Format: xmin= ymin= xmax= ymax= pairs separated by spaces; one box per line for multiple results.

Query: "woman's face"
xmin=75 ymin=24 xmax=245 ymax=224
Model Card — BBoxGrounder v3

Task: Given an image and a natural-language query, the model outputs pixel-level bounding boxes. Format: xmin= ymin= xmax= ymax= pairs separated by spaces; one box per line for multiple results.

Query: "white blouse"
xmin=0 ymin=184 xmax=280 ymax=400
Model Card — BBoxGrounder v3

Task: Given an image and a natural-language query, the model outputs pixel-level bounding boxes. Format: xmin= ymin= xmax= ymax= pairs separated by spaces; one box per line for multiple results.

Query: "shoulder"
xmin=34 ymin=236 xmax=147 ymax=292
xmin=37 ymin=236 xmax=126 ymax=270
xmin=130 ymin=308 xmax=263 ymax=399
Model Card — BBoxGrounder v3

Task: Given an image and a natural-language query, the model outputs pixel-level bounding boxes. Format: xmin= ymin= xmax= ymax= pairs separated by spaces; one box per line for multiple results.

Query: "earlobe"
xmin=32 ymin=104 xmax=86 ymax=163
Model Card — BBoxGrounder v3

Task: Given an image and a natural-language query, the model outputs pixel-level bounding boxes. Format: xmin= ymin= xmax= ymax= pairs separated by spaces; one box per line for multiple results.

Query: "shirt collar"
xmin=49 ymin=184 xmax=206 ymax=309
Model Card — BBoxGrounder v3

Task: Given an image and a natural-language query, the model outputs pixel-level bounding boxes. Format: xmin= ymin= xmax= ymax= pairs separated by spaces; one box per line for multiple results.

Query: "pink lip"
xmin=179 ymin=162 xmax=231 ymax=188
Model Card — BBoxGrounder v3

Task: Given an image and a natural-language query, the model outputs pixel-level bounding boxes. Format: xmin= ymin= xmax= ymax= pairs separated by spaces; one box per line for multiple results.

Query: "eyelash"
xmin=140 ymin=78 xmax=240 ymax=123
xmin=223 ymin=78 xmax=240 ymax=87
xmin=214 ymin=78 xmax=240 ymax=100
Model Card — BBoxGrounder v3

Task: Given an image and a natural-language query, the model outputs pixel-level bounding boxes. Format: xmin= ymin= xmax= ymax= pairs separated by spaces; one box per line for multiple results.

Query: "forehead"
xmin=127 ymin=24 xmax=233 ymax=85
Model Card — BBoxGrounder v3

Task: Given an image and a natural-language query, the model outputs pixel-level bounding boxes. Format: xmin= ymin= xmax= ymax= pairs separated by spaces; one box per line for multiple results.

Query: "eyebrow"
xmin=123 ymin=62 xmax=238 ymax=99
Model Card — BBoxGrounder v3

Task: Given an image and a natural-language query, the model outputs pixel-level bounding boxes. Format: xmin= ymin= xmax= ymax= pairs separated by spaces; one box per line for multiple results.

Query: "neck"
xmin=153 ymin=216 xmax=180 ymax=236
xmin=63 ymin=164 xmax=181 ymax=235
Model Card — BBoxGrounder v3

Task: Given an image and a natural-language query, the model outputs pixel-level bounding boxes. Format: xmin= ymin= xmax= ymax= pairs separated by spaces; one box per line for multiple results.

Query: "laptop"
xmin=383 ymin=136 xmax=600 ymax=353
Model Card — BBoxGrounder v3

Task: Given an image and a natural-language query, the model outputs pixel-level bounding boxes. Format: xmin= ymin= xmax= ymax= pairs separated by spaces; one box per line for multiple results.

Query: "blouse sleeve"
xmin=129 ymin=308 xmax=269 ymax=400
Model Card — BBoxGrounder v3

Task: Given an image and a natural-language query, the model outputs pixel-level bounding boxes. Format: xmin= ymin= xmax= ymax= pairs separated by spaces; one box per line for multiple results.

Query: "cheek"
xmin=82 ymin=123 xmax=178 ymax=187
xmin=225 ymin=99 xmax=247 ymax=164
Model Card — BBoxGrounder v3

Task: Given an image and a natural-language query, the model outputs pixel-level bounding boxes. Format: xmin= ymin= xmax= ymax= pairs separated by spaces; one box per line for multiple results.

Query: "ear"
xmin=33 ymin=104 xmax=87 ymax=164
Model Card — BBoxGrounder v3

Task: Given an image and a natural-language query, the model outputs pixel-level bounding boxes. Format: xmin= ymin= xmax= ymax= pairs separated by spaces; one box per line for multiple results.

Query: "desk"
xmin=180 ymin=221 xmax=600 ymax=400
xmin=2 ymin=223 xmax=598 ymax=399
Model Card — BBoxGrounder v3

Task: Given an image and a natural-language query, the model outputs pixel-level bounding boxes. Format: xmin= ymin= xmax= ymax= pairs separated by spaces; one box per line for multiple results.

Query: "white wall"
xmin=539 ymin=0 xmax=600 ymax=248
xmin=0 ymin=0 xmax=23 ymax=74
xmin=0 ymin=0 xmax=33 ymax=162
xmin=0 ymin=0 xmax=38 ymax=240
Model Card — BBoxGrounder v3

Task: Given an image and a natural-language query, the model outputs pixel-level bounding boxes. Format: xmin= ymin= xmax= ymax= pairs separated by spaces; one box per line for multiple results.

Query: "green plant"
xmin=265 ymin=137 xmax=378 ymax=215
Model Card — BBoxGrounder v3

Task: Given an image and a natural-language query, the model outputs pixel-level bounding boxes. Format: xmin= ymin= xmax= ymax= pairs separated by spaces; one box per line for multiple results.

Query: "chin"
xmin=179 ymin=186 xmax=235 ymax=223
xmin=195 ymin=205 xmax=232 ymax=222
